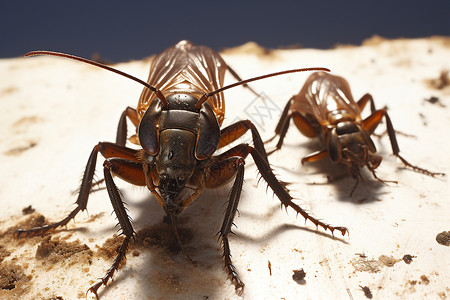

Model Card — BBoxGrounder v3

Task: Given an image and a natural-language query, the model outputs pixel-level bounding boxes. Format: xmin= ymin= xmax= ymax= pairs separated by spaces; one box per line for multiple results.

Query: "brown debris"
xmin=0 ymin=260 xmax=31 ymax=298
xmin=359 ymin=285 xmax=373 ymax=299
xmin=35 ymin=236 xmax=93 ymax=267
xmin=402 ymin=254 xmax=416 ymax=264
xmin=21 ymin=206 xmax=36 ymax=215
xmin=426 ymin=70 xmax=450 ymax=89
xmin=436 ymin=231 xmax=450 ymax=246
xmin=292 ymin=268 xmax=306 ymax=283
xmin=378 ymin=255 xmax=399 ymax=267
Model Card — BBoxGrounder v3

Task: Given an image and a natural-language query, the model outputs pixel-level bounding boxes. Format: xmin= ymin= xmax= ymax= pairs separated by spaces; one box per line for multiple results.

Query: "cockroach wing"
xmin=137 ymin=41 xmax=227 ymax=126
xmin=291 ymin=72 xmax=362 ymax=125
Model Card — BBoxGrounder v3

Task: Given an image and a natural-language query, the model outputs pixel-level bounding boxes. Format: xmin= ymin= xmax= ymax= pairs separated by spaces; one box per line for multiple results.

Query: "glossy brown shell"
xmin=137 ymin=40 xmax=227 ymax=126
xmin=291 ymin=72 xmax=362 ymax=126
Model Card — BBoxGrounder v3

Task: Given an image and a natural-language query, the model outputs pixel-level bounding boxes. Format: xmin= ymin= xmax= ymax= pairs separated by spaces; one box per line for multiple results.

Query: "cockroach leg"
xmin=87 ymin=107 xmax=140 ymax=192
xmin=116 ymin=106 xmax=139 ymax=146
xmin=217 ymin=157 xmax=246 ymax=294
xmin=300 ymin=149 xmax=329 ymax=164
xmin=17 ymin=145 xmax=99 ymax=237
xmin=364 ymin=108 xmax=445 ymax=177
xmin=211 ymin=138 xmax=347 ymax=295
xmin=17 ymin=143 xmax=142 ymax=237
xmin=267 ymin=98 xmax=318 ymax=155
xmin=87 ymin=235 xmax=131 ymax=298
xmin=87 ymin=159 xmax=137 ymax=297
xmin=218 ymin=120 xmax=268 ymax=162
xmin=249 ymin=146 xmax=348 ymax=236
xmin=213 ymin=125 xmax=348 ymax=294
xmin=357 ymin=93 xmax=376 ymax=113
xmin=266 ymin=98 xmax=292 ymax=145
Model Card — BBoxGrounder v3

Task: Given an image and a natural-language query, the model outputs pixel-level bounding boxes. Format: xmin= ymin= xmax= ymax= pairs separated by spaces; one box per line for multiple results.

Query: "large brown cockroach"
xmin=17 ymin=41 xmax=348 ymax=297
xmin=268 ymin=72 xmax=444 ymax=194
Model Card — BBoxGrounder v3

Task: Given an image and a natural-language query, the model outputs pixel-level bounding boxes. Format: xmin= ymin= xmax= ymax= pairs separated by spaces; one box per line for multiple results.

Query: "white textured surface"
xmin=0 ymin=37 xmax=449 ymax=299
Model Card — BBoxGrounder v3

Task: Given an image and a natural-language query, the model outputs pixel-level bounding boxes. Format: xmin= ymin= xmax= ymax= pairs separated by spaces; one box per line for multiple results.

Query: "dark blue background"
xmin=2 ymin=1 xmax=449 ymax=62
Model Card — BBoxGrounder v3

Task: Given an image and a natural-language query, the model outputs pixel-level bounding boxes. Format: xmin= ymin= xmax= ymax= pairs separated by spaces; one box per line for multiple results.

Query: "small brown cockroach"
xmin=268 ymin=72 xmax=444 ymax=194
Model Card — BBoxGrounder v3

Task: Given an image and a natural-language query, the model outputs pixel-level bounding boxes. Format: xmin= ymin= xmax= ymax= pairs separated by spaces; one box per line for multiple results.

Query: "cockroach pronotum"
xmin=267 ymin=72 xmax=444 ymax=194
xmin=17 ymin=41 xmax=348 ymax=297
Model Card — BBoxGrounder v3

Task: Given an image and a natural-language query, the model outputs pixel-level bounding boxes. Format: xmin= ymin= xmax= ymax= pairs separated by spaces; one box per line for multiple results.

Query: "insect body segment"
xmin=269 ymin=72 xmax=444 ymax=194
xmin=138 ymin=40 xmax=227 ymax=124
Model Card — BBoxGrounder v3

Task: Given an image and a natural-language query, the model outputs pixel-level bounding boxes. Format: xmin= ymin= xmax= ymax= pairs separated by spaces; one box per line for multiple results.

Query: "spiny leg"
xmin=213 ymin=126 xmax=348 ymax=293
xmin=219 ymin=124 xmax=348 ymax=235
xmin=87 ymin=159 xmax=137 ymax=297
xmin=359 ymin=94 xmax=417 ymax=138
xmin=17 ymin=143 xmax=140 ymax=237
xmin=17 ymin=146 xmax=99 ymax=236
xmin=363 ymin=108 xmax=445 ymax=177
xmin=213 ymin=122 xmax=348 ymax=294
xmin=211 ymin=143 xmax=347 ymax=293
xmin=86 ymin=107 xmax=140 ymax=191
xmin=213 ymin=155 xmax=246 ymax=295
xmin=267 ymin=98 xmax=319 ymax=155
xmin=219 ymin=119 xmax=268 ymax=162
xmin=266 ymin=98 xmax=292 ymax=147
xmin=248 ymin=146 xmax=348 ymax=236
xmin=204 ymin=143 xmax=253 ymax=293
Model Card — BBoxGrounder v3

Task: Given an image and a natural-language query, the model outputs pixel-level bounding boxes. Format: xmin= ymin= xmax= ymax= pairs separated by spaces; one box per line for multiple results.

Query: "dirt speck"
xmin=292 ymin=268 xmax=306 ymax=284
xmin=0 ymin=214 xmax=47 ymax=265
xmin=4 ymin=140 xmax=38 ymax=156
xmin=402 ymin=254 xmax=416 ymax=264
xmin=425 ymin=70 xmax=450 ymax=89
xmin=424 ymin=96 xmax=446 ymax=107
xmin=0 ymin=260 xmax=31 ymax=298
xmin=0 ymin=86 xmax=18 ymax=95
xmin=1 ymin=213 xmax=47 ymax=241
xmin=378 ymin=255 xmax=399 ymax=267
xmin=420 ymin=275 xmax=430 ymax=285
xmin=0 ymin=246 xmax=11 ymax=263
xmin=360 ymin=285 xmax=373 ymax=299
xmin=94 ymin=234 xmax=125 ymax=261
xmin=436 ymin=231 xmax=450 ymax=246
xmin=21 ymin=213 xmax=47 ymax=229
xmin=35 ymin=236 xmax=93 ymax=267
xmin=12 ymin=116 xmax=43 ymax=127
xmin=351 ymin=257 xmax=381 ymax=272
xmin=21 ymin=206 xmax=36 ymax=215
xmin=87 ymin=212 xmax=105 ymax=223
